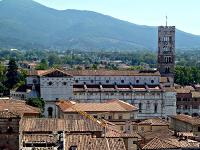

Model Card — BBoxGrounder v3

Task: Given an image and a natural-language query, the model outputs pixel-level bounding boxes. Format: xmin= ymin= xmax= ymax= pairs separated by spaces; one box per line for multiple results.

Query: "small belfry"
xmin=157 ymin=16 xmax=175 ymax=84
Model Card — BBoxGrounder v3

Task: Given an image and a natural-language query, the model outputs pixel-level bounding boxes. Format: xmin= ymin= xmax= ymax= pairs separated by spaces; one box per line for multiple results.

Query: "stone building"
xmin=11 ymin=69 xmax=176 ymax=119
xmin=56 ymin=99 xmax=138 ymax=133
xmin=157 ymin=25 xmax=175 ymax=84
xmin=170 ymin=114 xmax=200 ymax=136
xmin=175 ymin=85 xmax=200 ymax=116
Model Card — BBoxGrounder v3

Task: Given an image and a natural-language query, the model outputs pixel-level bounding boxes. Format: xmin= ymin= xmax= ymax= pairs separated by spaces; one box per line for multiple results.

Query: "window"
xmin=139 ymin=103 xmax=142 ymax=113
xmin=120 ymin=126 xmax=124 ymax=131
xmin=136 ymin=80 xmax=139 ymax=83
xmin=93 ymin=115 xmax=98 ymax=119
xmin=33 ymin=79 xmax=37 ymax=84
xmin=198 ymin=127 xmax=200 ymax=132
xmin=193 ymin=105 xmax=198 ymax=109
xmin=118 ymin=114 xmax=123 ymax=120
xmin=154 ymin=103 xmax=158 ymax=113
xmin=184 ymin=105 xmax=188 ymax=110
xmin=106 ymin=80 xmax=109 ymax=83
xmin=151 ymin=80 xmax=154 ymax=83
xmin=146 ymin=101 xmax=150 ymax=110
xmin=177 ymin=98 xmax=181 ymax=101
xmin=108 ymin=115 xmax=112 ymax=120
xmin=75 ymin=80 xmax=78 ymax=83
xmin=101 ymin=115 xmax=105 ymax=119
xmin=121 ymin=80 xmax=124 ymax=83
xmin=7 ymin=126 xmax=13 ymax=133
xmin=91 ymin=80 xmax=94 ymax=83
xmin=132 ymin=126 xmax=137 ymax=131
xmin=63 ymin=82 xmax=67 ymax=85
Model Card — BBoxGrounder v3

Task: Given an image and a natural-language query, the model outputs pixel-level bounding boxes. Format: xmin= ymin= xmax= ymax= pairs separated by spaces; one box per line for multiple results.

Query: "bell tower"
xmin=157 ymin=17 xmax=175 ymax=82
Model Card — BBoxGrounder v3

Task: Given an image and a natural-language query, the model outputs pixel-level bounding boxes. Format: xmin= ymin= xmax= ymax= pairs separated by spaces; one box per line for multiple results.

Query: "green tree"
xmin=36 ymin=59 xmax=48 ymax=70
xmin=26 ymin=98 xmax=45 ymax=113
xmin=5 ymin=58 xmax=20 ymax=89
xmin=48 ymin=54 xmax=60 ymax=67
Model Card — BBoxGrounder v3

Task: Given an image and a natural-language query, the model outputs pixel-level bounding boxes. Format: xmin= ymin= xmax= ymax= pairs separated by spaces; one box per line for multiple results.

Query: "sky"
xmin=33 ymin=0 xmax=200 ymax=35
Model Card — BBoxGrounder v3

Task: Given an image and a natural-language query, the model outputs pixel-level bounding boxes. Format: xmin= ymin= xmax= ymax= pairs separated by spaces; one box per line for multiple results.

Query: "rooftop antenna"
xmin=166 ymin=16 xmax=168 ymax=26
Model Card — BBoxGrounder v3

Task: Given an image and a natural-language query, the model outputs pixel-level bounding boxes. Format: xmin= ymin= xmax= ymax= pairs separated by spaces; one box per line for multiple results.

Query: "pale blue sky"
xmin=33 ymin=0 xmax=200 ymax=35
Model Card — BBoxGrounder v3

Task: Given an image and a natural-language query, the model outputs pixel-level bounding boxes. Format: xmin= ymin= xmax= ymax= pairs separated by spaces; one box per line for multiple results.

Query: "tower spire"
xmin=166 ymin=16 xmax=168 ymax=26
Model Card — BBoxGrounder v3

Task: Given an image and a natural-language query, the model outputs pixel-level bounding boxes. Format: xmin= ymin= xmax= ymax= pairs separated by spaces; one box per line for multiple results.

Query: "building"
xmin=170 ymin=114 xmax=200 ymax=136
xmin=19 ymin=117 xmax=138 ymax=150
xmin=13 ymin=69 xmax=176 ymax=119
xmin=157 ymin=25 xmax=175 ymax=84
xmin=137 ymin=118 xmax=169 ymax=133
xmin=56 ymin=99 xmax=138 ymax=133
xmin=0 ymin=110 xmax=20 ymax=150
xmin=175 ymin=85 xmax=200 ymax=116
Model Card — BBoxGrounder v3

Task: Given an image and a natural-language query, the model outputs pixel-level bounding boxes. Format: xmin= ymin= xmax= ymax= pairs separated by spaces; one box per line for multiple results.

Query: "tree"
xmin=26 ymin=98 xmax=45 ymax=113
xmin=0 ymin=62 xmax=6 ymax=82
xmin=5 ymin=58 xmax=20 ymax=89
xmin=48 ymin=54 xmax=60 ymax=67
xmin=36 ymin=59 xmax=48 ymax=70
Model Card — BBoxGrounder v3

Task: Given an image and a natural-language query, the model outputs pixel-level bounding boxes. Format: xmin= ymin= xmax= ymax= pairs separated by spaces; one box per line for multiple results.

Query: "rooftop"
xmin=30 ymin=68 xmax=160 ymax=76
xmin=138 ymin=118 xmax=169 ymax=126
xmin=65 ymin=134 xmax=126 ymax=150
xmin=56 ymin=99 xmax=138 ymax=113
xmin=0 ymin=99 xmax=40 ymax=116
xmin=21 ymin=118 xmax=104 ymax=132
xmin=170 ymin=114 xmax=200 ymax=125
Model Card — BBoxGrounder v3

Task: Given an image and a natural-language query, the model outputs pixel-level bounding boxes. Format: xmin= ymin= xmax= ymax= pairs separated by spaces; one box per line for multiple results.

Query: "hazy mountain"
xmin=0 ymin=0 xmax=200 ymax=51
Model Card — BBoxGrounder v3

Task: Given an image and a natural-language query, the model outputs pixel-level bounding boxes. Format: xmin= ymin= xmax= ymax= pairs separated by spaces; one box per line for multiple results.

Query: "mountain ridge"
xmin=0 ymin=0 xmax=200 ymax=50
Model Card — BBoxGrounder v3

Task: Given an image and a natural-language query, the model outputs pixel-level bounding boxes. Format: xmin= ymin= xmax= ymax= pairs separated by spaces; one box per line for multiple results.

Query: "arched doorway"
xmin=47 ymin=107 xmax=53 ymax=118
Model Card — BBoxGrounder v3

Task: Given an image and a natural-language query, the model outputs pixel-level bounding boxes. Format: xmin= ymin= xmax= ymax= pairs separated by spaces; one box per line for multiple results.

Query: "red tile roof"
xmin=56 ymin=99 xmax=138 ymax=113
xmin=142 ymin=137 xmax=178 ymax=150
xmin=138 ymin=118 xmax=169 ymax=126
xmin=170 ymin=114 xmax=200 ymax=125
xmin=30 ymin=69 xmax=160 ymax=76
xmin=0 ymin=99 xmax=40 ymax=116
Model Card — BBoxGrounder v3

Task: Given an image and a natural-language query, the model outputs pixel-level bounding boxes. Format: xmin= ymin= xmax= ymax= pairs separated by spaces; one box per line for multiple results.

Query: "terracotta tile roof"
xmin=66 ymin=70 xmax=160 ymax=76
xmin=0 ymin=110 xmax=20 ymax=118
xmin=0 ymin=99 xmax=40 ymax=115
xmin=175 ymin=86 xmax=195 ymax=94
xmin=56 ymin=99 xmax=138 ymax=112
xmin=138 ymin=118 xmax=169 ymax=126
xmin=65 ymin=134 xmax=126 ymax=150
xmin=170 ymin=114 xmax=200 ymax=125
xmin=139 ymin=129 xmax=174 ymax=141
xmin=29 ymin=68 xmax=72 ymax=77
xmin=22 ymin=134 xmax=57 ymax=143
xmin=30 ymin=69 xmax=160 ymax=76
xmin=142 ymin=137 xmax=178 ymax=150
xmin=164 ymin=138 xmax=200 ymax=148
xmin=21 ymin=118 xmax=103 ymax=132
